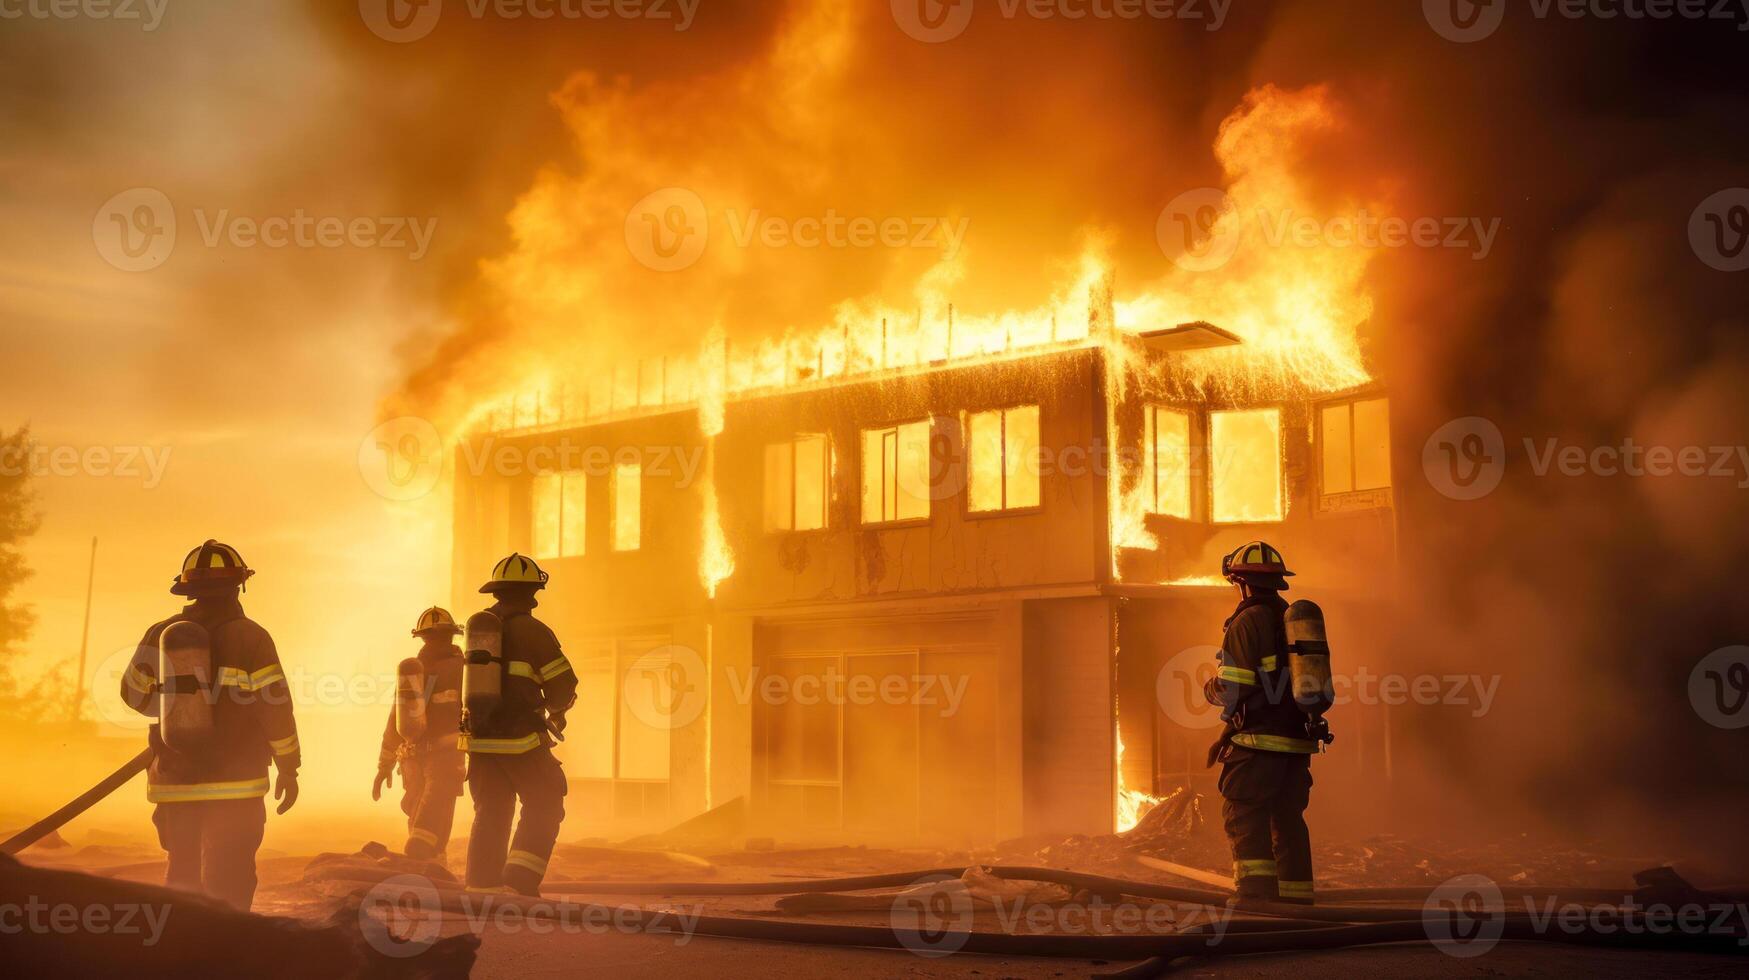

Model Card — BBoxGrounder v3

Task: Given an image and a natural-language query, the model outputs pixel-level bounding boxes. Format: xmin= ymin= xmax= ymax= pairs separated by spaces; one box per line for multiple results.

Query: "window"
xmin=1321 ymin=397 xmax=1391 ymax=496
xmin=531 ymin=470 xmax=588 ymax=558
xmin=611 ymin=461 xmax=641 ymax=551
xmin=1145 ymin=406 xmax=1191 ymax=518
xmin=765 ymin=434 xmax=829 ymax=531
xmin=860 ymin=420 xmax=931 ymax=524
xmin=966 ymin=405 xmax=1041 ymax=513
xmin=1209 ymin=408 xmax=1282 ymax=523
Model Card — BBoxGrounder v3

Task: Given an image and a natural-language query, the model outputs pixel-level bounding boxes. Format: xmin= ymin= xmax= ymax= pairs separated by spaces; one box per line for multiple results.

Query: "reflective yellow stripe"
xmin=408 ymin=828 xmax=439 ymax=846
xmin=269 ymin=734 xmax=299 ymax=756
xmin=505 ymin=849 xmax=549 ymax=875
xmin=126 ymin=665 xmax=157 ymax=694
xmin=1218 ymin=666 xmax=1258 ymax=686
xmin=1259 ymin=655 xmax=1279 ymax=672
xmin=1234 ymin=859 xmax=1278 ymax=880
xmin=506 ymin=660 xmax=538 ymax=682
xmin=1231 ymin=733 xmax=1319 ymax=754
xmin=1278 ymin=880 xmax=1315 ymax=898
xmin=215 ymin=664 xmax=286 ymax=692
xmin=458 ymin=733 xmax=541 ymax=754
xmin=147 ymin=777 xmax=271 ymax=803
xmin=538 ymin=657 xmax=573 ymax=682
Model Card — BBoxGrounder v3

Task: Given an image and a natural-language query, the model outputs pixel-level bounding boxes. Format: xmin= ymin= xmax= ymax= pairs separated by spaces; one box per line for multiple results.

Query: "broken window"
xmin=1321 ymin=397 xmax=1392 ymax=497
xmin=765 ymin=434 xmax=830 ymax=531
xmin=612 ymin=460 xmax=642 ymax=551
xmin=860 ymin=420 xmax=931 ymax=524
xmin=531 ymin=470 xmax=588 ymax=558
xmin=1146 ymin=406 xmax=1192 ymax=518
xmin=1210 ymin=408 xmax=1282 ymax=523
xmin=966 ymin=404 xmax=1041 ymax=513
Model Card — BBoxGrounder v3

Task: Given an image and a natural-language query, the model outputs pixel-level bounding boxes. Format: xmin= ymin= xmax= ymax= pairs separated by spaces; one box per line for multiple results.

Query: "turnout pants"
xmin=1218 ymin=747 xmax=1314 ymax=904
xmin=400 ymin=750 xmax=466 ymax=861
xmin=465 ymin=747 xmax=566 ymax=895
xmin=151 ymin=797 xmax=267 ymax=910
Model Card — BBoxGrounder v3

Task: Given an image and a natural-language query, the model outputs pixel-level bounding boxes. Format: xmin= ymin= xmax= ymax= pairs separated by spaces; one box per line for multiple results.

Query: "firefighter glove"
xmin=372 ymin=764 xmax=393 ymax=801
xmin=275 ymin=768 xmax=299 ymax=815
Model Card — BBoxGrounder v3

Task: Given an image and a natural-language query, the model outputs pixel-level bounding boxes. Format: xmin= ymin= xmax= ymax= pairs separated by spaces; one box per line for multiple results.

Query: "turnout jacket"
xmin=459 ymin=597 xmax=577 ymax=755
xmin=378 ymin=642 xmax=465 ymax=769
xmin=120 ymin=596 xmax=301 ymax=803
xmin=1204 ymin=592 xmax=1318 ymax=756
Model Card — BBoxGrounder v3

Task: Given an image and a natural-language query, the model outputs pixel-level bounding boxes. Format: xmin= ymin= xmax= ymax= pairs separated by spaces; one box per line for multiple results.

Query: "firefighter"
xmin=462 ymin=553 xmax=576 ymax=896
xmin=1202 ymin=541 xmax=1320 ymax=907
xmin=118 ymin=540 xmax=299 ymax=910
xmin=373 ymin=607 xmax=467 ymax=862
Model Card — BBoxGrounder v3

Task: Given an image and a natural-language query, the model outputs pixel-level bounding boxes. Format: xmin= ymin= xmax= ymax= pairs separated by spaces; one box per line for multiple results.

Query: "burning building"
xmin=450 ymin=278 xmax=1397 ymax=846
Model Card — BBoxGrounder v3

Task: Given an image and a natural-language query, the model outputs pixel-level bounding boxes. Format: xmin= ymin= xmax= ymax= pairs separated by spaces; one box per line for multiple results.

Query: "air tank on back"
xmin=158 ymin=621 xmax=214 ymax=752
xmin=1284 ymin=599 xmax=1335 ymax=716
xmin=462 ymin=610 xmax=503 ymax=726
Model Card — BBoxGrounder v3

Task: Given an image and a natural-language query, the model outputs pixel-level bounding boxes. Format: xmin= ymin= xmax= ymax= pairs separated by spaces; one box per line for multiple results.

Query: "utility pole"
xmin=72 ymin=536 xmax=96 ymax=722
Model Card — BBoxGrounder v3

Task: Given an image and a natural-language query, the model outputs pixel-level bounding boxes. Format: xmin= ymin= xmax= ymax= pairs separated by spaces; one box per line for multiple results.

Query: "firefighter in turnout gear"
xmin=118 ymin=540 xmax=299 ymax=910
xmin=374 ymin=607 xmax=467 ymax=861
xmin=462 ymin=554 xmax=576 ymax=896
xmin=1202 ymin=541 xmax=1322 ymax=907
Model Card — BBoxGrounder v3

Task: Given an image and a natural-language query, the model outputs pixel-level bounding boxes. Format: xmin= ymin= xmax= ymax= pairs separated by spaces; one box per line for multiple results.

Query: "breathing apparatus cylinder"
xmin=158 ymin=621 xmax=214 ymax=752
xmin=462 ymin=611 xmax=503 ymax=726
xmin=394 ymin=657 xmax=428 ymax=741
xmin=1285 ymin=600 xmax=1335 ymax=717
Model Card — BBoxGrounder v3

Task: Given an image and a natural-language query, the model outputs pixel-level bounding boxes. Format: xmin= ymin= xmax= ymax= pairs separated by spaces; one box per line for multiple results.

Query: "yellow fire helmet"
xmin=412 ymin=606 xmax=463 ymax=637
xmin=1222 ymin=540 xmax=1295 ymax=579
xmin=170 ymin=539 xmax=255 ymax=596
xmin=479 ymin=553 xmax=550 ymax=594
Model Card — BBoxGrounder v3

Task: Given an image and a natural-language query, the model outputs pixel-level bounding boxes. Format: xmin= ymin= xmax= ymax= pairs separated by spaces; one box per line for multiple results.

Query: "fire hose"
xmin=350 ymin=878 xmax=1749 ymax=966
xmin=0 ymin=748 xmax=152 ymax=856
xmin=327 ymin=862 xmax=1748 ymax=968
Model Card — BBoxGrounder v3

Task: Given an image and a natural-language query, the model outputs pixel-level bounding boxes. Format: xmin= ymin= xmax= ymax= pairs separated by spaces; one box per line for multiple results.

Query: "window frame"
xmin=962 ymin=404 xmax=1044 ymax=519
xmin=765 ymin=433 xmax=832 ymax=534
xmin=1144 ymin=404 xmax=1196 ymax=521
xmin=1206 ymin=406 xmax=1286 ymax=525
xmin=530 ymin=468 xmax=588 ymax=560
xmin=610 ymin=458 xmax=643 ymax=552
xmin=1316 ymin=394 xmax=1394 ymax=514
xmin=859 ymin=418 xmax=933 ymax=528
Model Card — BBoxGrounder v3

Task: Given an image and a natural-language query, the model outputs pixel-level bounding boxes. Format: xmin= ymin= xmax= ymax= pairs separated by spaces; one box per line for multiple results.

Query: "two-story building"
xmin=451 ymin=309 xmax=1396 ymax=846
